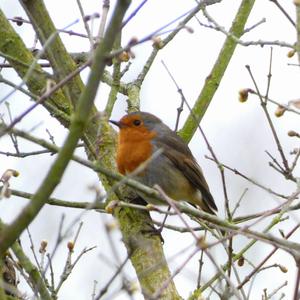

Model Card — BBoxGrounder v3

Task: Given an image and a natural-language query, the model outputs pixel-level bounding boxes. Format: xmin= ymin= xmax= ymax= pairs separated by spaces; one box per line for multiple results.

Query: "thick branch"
xmin=18 ymin=0 xmax=103 ymax=161
xmin=0 ymin=0 xmax=130 ymax=256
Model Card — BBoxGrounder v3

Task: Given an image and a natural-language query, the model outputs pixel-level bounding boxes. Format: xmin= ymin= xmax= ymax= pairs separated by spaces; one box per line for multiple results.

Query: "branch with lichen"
xmin=19 ymin=0 xmax=105 ymax=161
xmin=0 ymin=0 xmax=130 ymax=256
xmin=105 ymin=34 xmax=122 ymax=117
xmin=0 ymin=3 xmax=182 ymax=299
xmin=5 ymin=1 xmax=298 ymax=298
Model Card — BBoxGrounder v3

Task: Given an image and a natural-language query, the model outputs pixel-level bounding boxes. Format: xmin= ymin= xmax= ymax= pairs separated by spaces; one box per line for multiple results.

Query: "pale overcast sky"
xmin=1 ymin=1 xmax=300 ymax=299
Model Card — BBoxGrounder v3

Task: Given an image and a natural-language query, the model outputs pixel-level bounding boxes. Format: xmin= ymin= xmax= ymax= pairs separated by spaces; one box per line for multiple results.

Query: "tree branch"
xmin=11 ymin=241 xmax=52 ymax=300
xmin=0 ymin=0 xmax=130 ymax=256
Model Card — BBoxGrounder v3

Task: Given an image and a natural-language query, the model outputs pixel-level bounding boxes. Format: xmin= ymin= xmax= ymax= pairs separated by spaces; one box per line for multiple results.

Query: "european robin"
xmin=110 ymin=111 xmax=217 ymax=214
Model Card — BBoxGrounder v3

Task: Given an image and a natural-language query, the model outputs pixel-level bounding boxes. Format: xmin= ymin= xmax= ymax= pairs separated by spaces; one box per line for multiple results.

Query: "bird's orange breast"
xmin=116 ymin=127 xmax=156 ymax=174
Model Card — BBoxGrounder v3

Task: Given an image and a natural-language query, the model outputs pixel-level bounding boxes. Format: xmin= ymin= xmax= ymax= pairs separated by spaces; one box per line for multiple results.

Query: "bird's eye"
xmin=133 ymin=119 xmax=141 ymax=126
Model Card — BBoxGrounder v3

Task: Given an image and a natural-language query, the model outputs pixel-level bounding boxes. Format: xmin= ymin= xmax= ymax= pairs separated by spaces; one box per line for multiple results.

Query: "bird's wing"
xmin=154 ymin=133 xmax=218 ymax=213
xmin=180 ymin=156 xmax=218 ymax=212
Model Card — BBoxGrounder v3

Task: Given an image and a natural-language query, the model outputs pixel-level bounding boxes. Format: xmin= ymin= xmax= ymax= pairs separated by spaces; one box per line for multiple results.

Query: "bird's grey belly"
xmin=132 ymin=155 xmax=195 ymax=204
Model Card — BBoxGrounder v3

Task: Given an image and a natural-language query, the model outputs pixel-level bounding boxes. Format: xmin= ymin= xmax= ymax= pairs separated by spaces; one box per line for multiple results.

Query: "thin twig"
xmin=293 ymin=263 xmax=300 ymax=300
xmin=265 ymin=150 xmax=285 ymax=173
xmin=245 ymin=65 xmax=291 ymax=176
xmin=160 ymin=60 xmax=184 ymax=132
xmin=95 ymin=256 xmax=130 ymax=299
xmin=122 ymin=0 xmax=148 ymax=27
xmin=76 ymin=0 xmax=93 ymax=47
xmin=4 ymin=103 xmax=19 ymax=154
xmin=0 ymin=59 xmax=91 ymax=138
xmin=238 ymin=224 xmax=300 ymax=289
xmin=0 ymin=149 xmax=54 ymax=157
xmin=197 ymin=231 xmax=207 ymax=288
xmin=290 ymin=148 xmax=300 ymax=172
xmin=8 ymin=16 xmax=92 ymax=38
xmin=155 ymin=185 xmax=199 ymax=240
xmin=269 ymin=0 xmax=296 ymax=27
xmin=231 ymin=188 xmax=249 ymax=217
xmin=43 ymin=214 xmax=66 ymax=277
xmin=26 ymin=228 xmax=42 ymax=273
xmin=97 ymin=0 xmax=110 ymax=43
xmin=202 ymin=8 xmax=294 ymax=49
xmin=205 ymin=156 xmax=288 ymax=199
xmin=247 ymin=89 xmax=300 ymax=116
xmin=265 ymin=47 xmax=273 ymax=102
xmin=46 ymin=253 xmax=55 ymax=292
xmin=266 ymin=281 xmax=287 ymax=299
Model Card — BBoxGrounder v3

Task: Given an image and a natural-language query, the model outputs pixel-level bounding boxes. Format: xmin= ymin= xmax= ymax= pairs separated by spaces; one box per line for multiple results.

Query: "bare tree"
xmin=0 ymin=0 xmax=299 ymax=299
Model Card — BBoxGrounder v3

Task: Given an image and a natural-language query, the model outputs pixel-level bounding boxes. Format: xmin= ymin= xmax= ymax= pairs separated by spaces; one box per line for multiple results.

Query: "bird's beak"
xmin=109 ymin=119 xmax=123 ymax=128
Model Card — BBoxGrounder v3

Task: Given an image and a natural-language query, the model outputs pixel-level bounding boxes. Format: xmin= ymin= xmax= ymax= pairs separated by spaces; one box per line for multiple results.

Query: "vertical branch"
xmin=76 ymin=0 xmax=93 ymax=48
xmin=245 ymin=65 xmax=290 ymax=172
xmin=160 ymin=60 xmax=184 ymax=131
xmin=0 ymin=258 xmax=7 ymax=300
xmin=265 ymin=48 xmax=273 ymax=101
xmin=104 ymin=34 xmax=122 ymax=117
xmin=197 ymin=231 xmax=207 ymax=288
xmin=97 ymin=0 xmax=110 ymax=43
xmin=294 ymin=0 xmax=300 ymax=64
xmin=293 ymin=262 xmax=300 ymax=300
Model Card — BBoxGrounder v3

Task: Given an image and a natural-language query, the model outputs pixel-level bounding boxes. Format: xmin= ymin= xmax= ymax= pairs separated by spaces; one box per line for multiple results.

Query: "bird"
xmin=109 ymin=111 xmax=218 ymax=214
xmin=3 ymin=254 xmax=18 ymax=297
